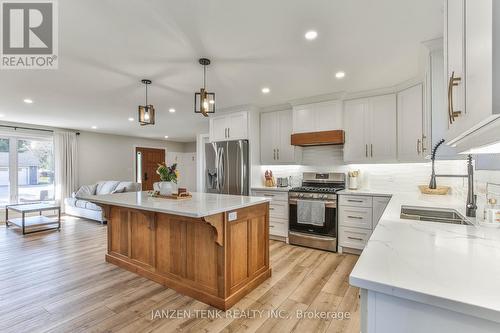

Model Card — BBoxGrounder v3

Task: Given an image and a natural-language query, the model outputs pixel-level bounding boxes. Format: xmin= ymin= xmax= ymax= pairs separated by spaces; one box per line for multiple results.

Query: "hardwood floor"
xmin=0 ymin=216 xmax=360 ymax=333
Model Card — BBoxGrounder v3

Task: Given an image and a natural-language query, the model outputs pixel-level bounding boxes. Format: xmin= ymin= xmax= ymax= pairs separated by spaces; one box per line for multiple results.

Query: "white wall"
xmin=77 ymin=131 xmax=186 ymax=187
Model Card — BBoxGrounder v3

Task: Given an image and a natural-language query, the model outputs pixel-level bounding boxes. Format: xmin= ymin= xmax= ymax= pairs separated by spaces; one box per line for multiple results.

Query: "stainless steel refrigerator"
xmin=205 ymin=140 xmax=249 ymax=195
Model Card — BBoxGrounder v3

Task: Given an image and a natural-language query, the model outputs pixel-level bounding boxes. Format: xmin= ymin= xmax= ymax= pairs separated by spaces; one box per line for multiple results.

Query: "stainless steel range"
xmin=288 ymin=172 xmax=345 ymax=252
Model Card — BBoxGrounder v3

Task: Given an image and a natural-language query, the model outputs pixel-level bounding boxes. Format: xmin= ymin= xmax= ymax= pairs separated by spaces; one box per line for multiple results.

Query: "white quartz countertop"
xmin=348 ymin=189 xmax=500 ymax=323
xmin=251 ymin=186 xmax=292 ymax=192
xmin=78 ymin=191 xmax=271 ymax=218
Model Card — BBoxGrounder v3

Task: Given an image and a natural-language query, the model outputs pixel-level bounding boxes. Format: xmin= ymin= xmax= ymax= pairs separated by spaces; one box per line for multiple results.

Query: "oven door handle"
xmin=288 ymin=199 xmax=337 ymax=208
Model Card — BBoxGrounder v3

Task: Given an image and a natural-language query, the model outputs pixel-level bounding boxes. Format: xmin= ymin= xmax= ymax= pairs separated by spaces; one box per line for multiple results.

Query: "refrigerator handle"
xmin=218 ymin=146 xmax=225 ymax=192
xmin=239 ymin=141 xmax=244 ymax=195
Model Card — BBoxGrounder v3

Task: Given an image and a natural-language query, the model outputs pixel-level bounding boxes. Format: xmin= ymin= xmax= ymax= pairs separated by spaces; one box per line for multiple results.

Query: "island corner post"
xmin=99 ymin=202 xmax=271 ymax=310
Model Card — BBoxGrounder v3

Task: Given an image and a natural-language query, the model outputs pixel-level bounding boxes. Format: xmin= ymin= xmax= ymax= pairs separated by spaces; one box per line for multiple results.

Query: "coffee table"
xmin=5 ymin=202 xmax=61 ymax=235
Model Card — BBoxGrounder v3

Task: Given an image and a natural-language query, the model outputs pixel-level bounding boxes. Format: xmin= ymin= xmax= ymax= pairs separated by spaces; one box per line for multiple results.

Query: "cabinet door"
xmin=292 ymin=105 xmax=315 ymax=134
xmin=464 ymin=0 xmax=493 ymax=131
xmin=129 ymin=210 xmax=155 ymax=269
xmin=369 ymin=94 xmax=397 ymax=161
xmin=373 ymin=197 xmax=390 ymax=228
xmin=260 ymin=112 xmax=278 ymax=164
xmin=444 ymin=0 xmax=466 ymax=138
xmin=397 ymin=85 xmax=424 ymax=161
xmin=314 ymin=100 xmax=343 ymax=132
xmin=276 ymin=110 xmax=297 ymax=163
xmin=228 ymin=112 xmax=248 ymax=140
xmin=209 ymin=116 xmax=228 ymax=142
xmin=344 ymin=99 xmax=368 ymax=162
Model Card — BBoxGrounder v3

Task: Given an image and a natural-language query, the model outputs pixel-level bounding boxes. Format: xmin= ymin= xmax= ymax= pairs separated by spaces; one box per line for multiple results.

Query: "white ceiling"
xmin=0 ymin=0 xmax=443 ymax=142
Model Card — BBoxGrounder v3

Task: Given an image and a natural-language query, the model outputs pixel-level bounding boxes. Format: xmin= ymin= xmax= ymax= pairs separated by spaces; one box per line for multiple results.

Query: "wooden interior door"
xmin=136 ymin=147 xmax=165 ymax=190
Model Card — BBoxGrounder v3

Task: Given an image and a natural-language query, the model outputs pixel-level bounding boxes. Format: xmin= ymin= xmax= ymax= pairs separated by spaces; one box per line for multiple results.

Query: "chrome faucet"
xmin=429 ymin=139 xmax=477 ymax=217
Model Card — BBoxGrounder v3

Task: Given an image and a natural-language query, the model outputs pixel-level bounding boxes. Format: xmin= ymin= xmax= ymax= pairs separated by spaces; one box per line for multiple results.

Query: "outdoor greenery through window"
xmin=0 ymin=136 xmax=55 ymax=205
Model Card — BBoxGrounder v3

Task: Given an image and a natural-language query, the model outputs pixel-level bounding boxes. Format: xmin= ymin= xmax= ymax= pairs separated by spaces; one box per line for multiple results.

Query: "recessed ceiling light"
xmin=91 ymin=126 xmax=97 ymax=129
xmin=305 ymin=30 xmax=318 ymax=40
xmin=261 ymin=87 xmax=270 ymax=94
xmin=335 ymin=71 xmax=346 ymax=79
xmin=169 ymin=108 xmax=176 ymax=113
xmin=23 ymin=98 xmax=33 ymax=104
xmin=128 ymin=117 xmax=134 ymax=121
xmin=164 ymin=135 xmax=169 ymax=139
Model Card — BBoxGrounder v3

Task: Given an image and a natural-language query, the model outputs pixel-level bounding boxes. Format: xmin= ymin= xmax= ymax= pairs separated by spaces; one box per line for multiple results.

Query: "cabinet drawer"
xmin=252 ymin=191 xmax=288 ymax=202
xmin=338 ymin=206 xmax=373 ymax=229
xmin=339 ymin=226 xmax=372 ymax=250
xmin=269 ymin=202 xmax=287 ymax=219
xmin=339 ymin=195 xmax=373 ymax=208
xmin=269 ymin=218 xmax=287 ymax=237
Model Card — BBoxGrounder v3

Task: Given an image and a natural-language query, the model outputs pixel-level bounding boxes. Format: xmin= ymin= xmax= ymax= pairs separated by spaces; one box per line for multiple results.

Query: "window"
xmin=0 ymin=138 xmax=10 ymax=206
xmin=0 ymin=134 xmax=54 ymax=206
xmin=17 ymin=139 xmax=55 ymax=202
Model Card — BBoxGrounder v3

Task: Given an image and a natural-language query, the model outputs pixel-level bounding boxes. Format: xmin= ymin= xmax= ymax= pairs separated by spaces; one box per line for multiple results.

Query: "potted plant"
xmin=153 ymin=162 xmax=179 ymax=195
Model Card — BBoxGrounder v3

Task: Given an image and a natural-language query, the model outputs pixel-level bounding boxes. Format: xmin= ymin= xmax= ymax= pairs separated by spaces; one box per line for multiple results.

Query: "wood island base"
xmin=102 ymin=202 xmax=271 ymax=310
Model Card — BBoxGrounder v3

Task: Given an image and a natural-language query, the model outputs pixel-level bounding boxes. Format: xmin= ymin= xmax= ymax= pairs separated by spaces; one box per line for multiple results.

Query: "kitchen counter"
xmin=251 ymin=186 xmax=292 ymax=192
xmin=82 ymin=191 xmax=271 ymax=310
xmin=348 ymin=189 xmax=500 ymax=324
xmin=337 ymin=188 xmax=392 ymax=197
xmin=78 ymin=191 xmax=271 ymax=218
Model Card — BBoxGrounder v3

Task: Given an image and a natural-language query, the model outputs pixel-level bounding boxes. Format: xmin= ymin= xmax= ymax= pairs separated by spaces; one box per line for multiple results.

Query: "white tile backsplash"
xmin=257 ymin=146 xmax=500 ymax=220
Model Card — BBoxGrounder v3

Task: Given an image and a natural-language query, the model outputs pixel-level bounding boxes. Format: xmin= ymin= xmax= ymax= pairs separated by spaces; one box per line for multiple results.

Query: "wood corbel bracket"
xmin=203 ymin=214 xmax=224 ymax=246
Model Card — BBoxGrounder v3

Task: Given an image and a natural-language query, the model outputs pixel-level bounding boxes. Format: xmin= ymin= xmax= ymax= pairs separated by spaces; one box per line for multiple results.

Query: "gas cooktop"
xmin=289 ymin=186 xmax=344 ymax=193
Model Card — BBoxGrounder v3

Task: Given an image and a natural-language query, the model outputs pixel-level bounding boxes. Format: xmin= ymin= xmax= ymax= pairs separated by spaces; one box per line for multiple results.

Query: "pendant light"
xmin=138 ymin=79 xmax=155 ymax=126
xmin=194 ymin=58 xmax=216 ymax=117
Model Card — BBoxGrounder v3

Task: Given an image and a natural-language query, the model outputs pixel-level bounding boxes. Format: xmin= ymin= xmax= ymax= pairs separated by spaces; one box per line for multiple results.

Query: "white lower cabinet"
xmin=338 ymin=194 xmax=390 ymax=253
xmin=251 ymin=189 xmax=289 ymax=242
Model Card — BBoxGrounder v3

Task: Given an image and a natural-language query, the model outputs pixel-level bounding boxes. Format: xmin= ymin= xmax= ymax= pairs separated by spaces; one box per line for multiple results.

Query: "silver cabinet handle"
xmin=270 ymin=225 xmax=275 ymax=228
xmin=273 ymin=149 xmax=276 ymax=160
xmin=277 ymin=148 xmax=279 ymax=160
xmin=269 ymin=207 xmax=275 ymax=210
xmin=228 ymin=128 xmax=230 ymax=138
xmin=370 ymin=144 xmax=373 ymax=157
xmin=347 ymin=199 xmax=363 ymax=203
xmin=263 ymin=194 xmax=275 ymax=197
xmin=365 ymin=144 xmax=368 ymax=158
xmin=417 ymin=139 xmax=421 ymax=155
xmin=347 ymin=236 xmax=363 ymax=241
xmin=347 ymin=215 xmax=363 ymax=219
xmin=225 ymin=128 xmax=228 ymax=138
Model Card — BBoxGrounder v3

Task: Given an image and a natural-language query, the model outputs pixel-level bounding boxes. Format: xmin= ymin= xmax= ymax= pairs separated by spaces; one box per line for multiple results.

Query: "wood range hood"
xmin=291 ymin=130 xmax=345 ymax=147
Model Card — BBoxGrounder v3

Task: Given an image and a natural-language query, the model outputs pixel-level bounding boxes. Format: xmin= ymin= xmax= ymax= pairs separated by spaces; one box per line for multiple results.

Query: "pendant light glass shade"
xmin=194 ymin=58 xmax=215 ymax=117
xmin=138 ymin=79 xmax=155 ymax=126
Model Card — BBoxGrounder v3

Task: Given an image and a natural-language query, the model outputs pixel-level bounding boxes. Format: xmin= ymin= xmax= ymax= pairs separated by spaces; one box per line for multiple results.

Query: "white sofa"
xmin=64 ymin=180 xmax=141 ymax=223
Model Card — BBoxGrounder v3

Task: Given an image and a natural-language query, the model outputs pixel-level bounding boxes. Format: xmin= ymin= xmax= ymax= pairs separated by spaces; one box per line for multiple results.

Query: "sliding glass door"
xmin=17 ymin=139 xmax=55 ymax=202
xmin=0 ymin=138 xmax=10 ymax=206
xmin=0 ymin=134 xmax=54 ymax=206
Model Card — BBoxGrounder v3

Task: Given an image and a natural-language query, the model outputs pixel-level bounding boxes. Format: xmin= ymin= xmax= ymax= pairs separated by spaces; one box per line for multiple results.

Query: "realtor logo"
xmin=1 ymin=0 xmax=58 ymax=69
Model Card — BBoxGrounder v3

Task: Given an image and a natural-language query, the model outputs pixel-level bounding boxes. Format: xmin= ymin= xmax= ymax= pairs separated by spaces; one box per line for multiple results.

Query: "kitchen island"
xmin=80 ymin=191 xmax=272 ymax=310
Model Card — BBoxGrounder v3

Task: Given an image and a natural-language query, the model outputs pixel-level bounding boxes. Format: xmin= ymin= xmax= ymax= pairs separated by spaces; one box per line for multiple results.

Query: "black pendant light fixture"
xmin=194 ymin=58 xmax=216 ymax=117
xmin=138 ymin=79 xmax=155 ymax=126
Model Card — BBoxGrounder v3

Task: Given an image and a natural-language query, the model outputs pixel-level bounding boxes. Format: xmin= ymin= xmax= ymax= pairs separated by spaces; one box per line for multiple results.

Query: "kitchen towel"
xmin=297 ymin=200 xmax=326 ymax=226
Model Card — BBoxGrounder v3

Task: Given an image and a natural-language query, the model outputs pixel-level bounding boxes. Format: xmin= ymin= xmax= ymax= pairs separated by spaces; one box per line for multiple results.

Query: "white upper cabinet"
xmin=209 ymin=111 xmax=248 ymax=142
xmin=370 ymin=94 xmax=397 ymax=161
xmin=344 ymin=99 xmax=368 ymax=162
xmin=344 ymin=94 xmax=397 ymax=163
xmin=397 ymin=84 xmax=426 ymax=161
xmin=292 ymin=100 xmax=343 ymax=134
xmin=260 ymin=109 xmax=301 ymax=165
xmin=445 ymin=0 xmax=499 ymax=148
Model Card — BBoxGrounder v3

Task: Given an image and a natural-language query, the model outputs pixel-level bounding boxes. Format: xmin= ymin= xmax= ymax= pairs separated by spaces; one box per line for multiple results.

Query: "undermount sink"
xmin=400 ymin=206 xmax=472 ymax=225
